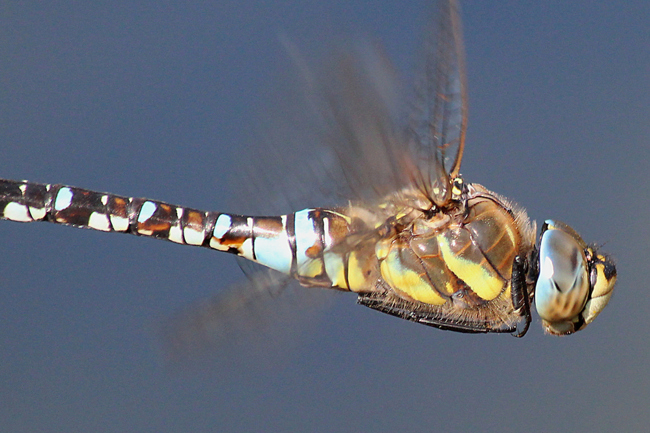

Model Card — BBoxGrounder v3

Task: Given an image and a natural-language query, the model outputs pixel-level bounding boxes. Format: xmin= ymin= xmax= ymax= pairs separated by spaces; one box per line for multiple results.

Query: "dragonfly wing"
xmin=159 ymin=267 xmax=333 ymax=361
xmin=229 ymin=37 xmax=412 ymax=215
xmin=301 ymin=42 xmax=413 ymax=203
xmin=408 ymin=0 xmax=467 ymax=206
xmin=231 ymin=1 xmax=467 ymax=213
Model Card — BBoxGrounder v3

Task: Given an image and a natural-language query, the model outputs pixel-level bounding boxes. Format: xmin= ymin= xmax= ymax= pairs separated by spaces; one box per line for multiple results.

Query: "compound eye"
xmin=535 ymin=227 xmax=589 ymax=329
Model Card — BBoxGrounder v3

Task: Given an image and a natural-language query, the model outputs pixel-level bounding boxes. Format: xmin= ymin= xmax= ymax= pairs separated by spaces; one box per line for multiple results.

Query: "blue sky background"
xmin=1 ymin=1 xmax=649 ymax=432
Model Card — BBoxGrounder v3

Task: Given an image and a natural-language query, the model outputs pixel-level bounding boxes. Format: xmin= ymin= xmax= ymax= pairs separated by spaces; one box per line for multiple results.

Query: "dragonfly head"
xmin=534 ymin=220 xmax=617 ymax=336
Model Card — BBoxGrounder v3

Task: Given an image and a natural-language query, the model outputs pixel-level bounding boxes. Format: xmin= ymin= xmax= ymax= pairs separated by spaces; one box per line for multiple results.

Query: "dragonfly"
xmin=0 ymin=0 xmax=616 ymax=337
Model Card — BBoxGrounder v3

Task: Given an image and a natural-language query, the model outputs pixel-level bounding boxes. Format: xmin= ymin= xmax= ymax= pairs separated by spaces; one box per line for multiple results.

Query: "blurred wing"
xmin=230 ymin=1 xmax=469 ymax=213
xmin=303 ymin=42 xmax=413 ymax=204
xmin=159 ymin=267 xmax=333 ymax=362
xmin=408 ymin=0 xmax=467 ymax=206
xmin=229 ymin=37 xmax=411 ymax=215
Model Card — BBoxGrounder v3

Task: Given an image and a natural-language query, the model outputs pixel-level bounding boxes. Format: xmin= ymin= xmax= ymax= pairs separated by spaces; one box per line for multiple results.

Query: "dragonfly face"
xmin=535 ymin=220 xmax=617 ymax=336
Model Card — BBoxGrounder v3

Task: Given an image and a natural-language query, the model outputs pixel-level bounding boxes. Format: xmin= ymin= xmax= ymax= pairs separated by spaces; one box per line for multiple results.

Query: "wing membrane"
xmin=230 ymin=39 xmax=411 ymax=214
xmin=159 ymin=267 xmax=333 ymax=361
xmin=408 ymin=0 xmax=467 ymax=206
xmin=231 ymin=1 xmax=467 ymax=213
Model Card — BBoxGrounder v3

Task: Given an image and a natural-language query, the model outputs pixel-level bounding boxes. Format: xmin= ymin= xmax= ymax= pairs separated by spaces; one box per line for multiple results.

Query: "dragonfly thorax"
xmin=367 ymin=182 xmax=538 ymax=333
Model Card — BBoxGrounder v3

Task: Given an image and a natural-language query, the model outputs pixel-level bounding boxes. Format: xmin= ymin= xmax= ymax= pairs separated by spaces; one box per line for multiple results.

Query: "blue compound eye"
xmin=536 ymin=227 xmax=590 ymax=323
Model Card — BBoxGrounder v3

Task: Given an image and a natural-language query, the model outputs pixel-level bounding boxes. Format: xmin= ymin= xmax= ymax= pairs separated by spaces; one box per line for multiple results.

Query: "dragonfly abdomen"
xmin=0 ymin=179 xmax=375 ymax=292
xmin=0 ymin=179 xmax=220 ymax=245
xmin=210 ymin=207 xmax=377 ymax=292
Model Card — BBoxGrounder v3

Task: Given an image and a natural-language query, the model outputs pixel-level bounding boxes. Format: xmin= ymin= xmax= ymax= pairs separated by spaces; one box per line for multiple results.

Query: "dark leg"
xmin=510 ymin=255 xmax=531 ymax=337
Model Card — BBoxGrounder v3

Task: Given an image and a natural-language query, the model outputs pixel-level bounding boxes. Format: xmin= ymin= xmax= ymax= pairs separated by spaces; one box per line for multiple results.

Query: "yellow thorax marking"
xmin=437 ymin=234 xmax=504 ymax=301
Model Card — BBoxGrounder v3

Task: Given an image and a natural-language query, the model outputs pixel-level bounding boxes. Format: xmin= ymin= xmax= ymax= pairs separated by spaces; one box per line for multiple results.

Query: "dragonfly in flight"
xmin=0 ymin=0 xmax=616 ymax=337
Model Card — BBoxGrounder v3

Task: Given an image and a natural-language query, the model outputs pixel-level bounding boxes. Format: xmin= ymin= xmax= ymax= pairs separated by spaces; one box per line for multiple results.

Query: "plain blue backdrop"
xmin=1 ymin=1 xmax=648 ymax=432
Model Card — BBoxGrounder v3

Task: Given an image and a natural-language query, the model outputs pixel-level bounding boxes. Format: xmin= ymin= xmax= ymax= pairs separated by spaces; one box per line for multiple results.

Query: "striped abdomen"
xmin=0 ymin=179 xmax=376 ymax=292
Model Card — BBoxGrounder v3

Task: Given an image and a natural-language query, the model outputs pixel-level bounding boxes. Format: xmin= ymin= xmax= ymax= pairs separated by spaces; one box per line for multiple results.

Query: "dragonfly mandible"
xmin=0 ymin=0 xmax=616 ymax=337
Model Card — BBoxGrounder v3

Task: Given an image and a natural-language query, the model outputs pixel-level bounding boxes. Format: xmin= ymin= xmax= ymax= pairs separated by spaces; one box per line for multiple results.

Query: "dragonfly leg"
xmin=510 ymin=255 xmax=531 ymax=338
